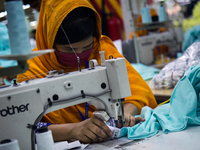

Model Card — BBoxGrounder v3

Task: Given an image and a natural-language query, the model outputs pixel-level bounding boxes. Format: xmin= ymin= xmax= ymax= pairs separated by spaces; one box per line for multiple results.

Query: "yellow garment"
xmin=17 ymin=0 xmax=157 ymax=124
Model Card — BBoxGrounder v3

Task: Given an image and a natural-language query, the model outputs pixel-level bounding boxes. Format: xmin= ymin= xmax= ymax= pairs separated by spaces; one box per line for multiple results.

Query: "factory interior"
xmin=1 ymin=0 xmax=200 ymax=150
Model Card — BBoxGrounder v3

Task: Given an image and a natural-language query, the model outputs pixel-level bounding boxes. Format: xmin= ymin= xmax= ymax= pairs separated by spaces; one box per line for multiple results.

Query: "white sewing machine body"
xmin=0 ymin=1 xmax=131 ymax=149
xmin=0 ymin=57 xmax=131 ymax=150
xmin=137 ymin=28 xmax=183 ymax=65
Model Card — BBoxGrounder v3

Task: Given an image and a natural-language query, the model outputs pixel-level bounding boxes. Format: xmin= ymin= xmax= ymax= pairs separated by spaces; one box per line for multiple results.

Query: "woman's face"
xmin=54 ymin=35 xmax=94 ymax=54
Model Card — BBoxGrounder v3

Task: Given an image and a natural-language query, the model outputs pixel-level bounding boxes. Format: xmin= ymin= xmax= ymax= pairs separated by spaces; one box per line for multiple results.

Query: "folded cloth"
xmin=131 ymin=63 xmax=160 ymax=81
xmin=119 ymin=63 xmax=200 ymax=139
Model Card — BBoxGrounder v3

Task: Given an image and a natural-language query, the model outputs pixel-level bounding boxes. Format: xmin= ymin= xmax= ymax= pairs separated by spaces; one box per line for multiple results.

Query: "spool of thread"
xmin=0 ymin=139 xmax=20 ymax=150
xmin=4 ymin=0 xmax=31 ymax=55
xmin=36 ymin=127 xmax=55 ymax=150
xmin=141 ymin=7 xmax=152 ymax=24
xmin=159 ymin=6 xmax=167 ymax=22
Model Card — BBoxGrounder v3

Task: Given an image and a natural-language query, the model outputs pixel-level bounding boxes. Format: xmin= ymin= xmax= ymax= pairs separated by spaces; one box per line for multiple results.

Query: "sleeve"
xmin=17 ymin=58 xmax=48 ymax=83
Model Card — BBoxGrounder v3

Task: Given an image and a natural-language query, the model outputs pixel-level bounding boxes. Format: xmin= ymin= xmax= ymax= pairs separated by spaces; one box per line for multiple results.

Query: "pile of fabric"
xmin=119 ymin=63 xmax=200 ymax=139
xmin=149 ymin=41 xmax=200 ymax=89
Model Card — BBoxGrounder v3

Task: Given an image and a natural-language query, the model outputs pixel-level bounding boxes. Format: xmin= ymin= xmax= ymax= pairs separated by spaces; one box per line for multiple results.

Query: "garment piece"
xmin=36 ymin=122 xmax=53 ymax=133
xmin=108 ymin=125 xmax=121 ymax=139
xmin=119 ymin=63 xmax=200 ymax=139
xmin=17 ymin=0 xmax=157 ymax=124
xmin=119 ymin=106 xmax=162 ymax=139
xmin=182 ymin=24 xmax=200 ymax=52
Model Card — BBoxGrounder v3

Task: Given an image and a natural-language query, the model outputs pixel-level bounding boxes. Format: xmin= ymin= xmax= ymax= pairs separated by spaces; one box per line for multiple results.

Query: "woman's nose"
xmin=75 ymin=49 xmax=84 ymax=54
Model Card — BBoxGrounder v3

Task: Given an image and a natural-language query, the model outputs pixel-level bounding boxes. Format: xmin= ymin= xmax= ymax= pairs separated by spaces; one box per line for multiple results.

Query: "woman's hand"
xmin=115 ymin=103 xmax=145 ymax=128
xmin=72 ymin=117 xmax=112 ymax=144
xmin=124 ymin=113 xmax=145 ymax=127
xmin=117 ymin=113 xmax=145 ymax=128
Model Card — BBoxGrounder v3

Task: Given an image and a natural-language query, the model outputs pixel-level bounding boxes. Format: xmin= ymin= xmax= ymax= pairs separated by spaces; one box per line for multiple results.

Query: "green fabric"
xmin=120 ymin=63 xmax=200 ymax=139
xmin=182 ymin=24 xmax=200 ymax=52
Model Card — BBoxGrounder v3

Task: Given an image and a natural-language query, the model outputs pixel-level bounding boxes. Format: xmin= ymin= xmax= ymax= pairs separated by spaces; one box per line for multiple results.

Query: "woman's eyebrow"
xmin=64 ymin=41 xmax=94 ymax=50
xmin=83 ymin=41 xmax=94 ymax=48
xmin=64 ymin=47 xmax=74 ymax=50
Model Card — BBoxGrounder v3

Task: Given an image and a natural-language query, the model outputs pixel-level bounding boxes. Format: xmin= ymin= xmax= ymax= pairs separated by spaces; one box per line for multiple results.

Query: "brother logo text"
xmin=0 ymin=103 xmax=29 ymax=117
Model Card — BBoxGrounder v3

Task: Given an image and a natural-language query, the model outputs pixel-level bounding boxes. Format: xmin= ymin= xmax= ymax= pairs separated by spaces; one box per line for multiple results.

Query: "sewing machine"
xmin=136 ymin=28 xmax=183 ymax=65
xmin=0 ymin=0 xmax=132 ymax=150
xmin=0 ymin=55 xmax=131 ymax=150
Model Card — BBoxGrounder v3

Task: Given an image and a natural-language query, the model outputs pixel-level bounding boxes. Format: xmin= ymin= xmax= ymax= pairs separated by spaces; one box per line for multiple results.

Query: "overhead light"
xmin=0 ymin=11 xmax=7 ymax=18
xmin=0 ymin=4 xmax=30 ymax=19
xmin=23 ymin=4 xmax=30 ymax=10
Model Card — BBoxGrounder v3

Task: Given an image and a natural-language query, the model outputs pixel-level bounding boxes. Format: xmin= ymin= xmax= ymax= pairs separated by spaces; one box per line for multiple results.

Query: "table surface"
xmin=84 ymin=126 xmax=200 ymax=150
xmin=146 ymin=80 xmax=173 ymax=103
xmin=52 ymin=124 xmax=200 ymax=150
xmin=73 ymin=80 xmax=195 ymax=150
xmin=146 ymin=80 xmax=173 ymax=96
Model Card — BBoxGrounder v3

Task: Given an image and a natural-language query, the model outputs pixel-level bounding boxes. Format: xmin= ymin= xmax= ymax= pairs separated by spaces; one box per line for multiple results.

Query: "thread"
xmin=159 ymin=6 xmax=167 ymax=22
xmin=0 ymin=139 xmax=20 ymax=150
xmin=4 ymin=1 xmax=31 ymax=55
xmin=36 ymin=127 xmax=55 ymax=150
xmin=141 ymin=7 xmax=152 ymax=23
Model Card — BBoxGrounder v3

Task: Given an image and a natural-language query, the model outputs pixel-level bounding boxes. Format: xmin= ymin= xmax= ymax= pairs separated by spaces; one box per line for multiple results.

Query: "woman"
xmin=17 ymin=0 xmax=157 ymax=144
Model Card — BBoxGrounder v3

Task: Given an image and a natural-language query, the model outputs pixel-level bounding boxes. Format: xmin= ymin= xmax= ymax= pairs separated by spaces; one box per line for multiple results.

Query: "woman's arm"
xmin=124 ymin=102 xmax=139 ymax=116
xmin=48 ymin=117 xmax=112 ymax=143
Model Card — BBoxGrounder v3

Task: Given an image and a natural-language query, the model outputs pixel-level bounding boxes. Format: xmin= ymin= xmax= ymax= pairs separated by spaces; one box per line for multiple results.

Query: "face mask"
xmin=55 ymin=46 xmax=93 ymax=67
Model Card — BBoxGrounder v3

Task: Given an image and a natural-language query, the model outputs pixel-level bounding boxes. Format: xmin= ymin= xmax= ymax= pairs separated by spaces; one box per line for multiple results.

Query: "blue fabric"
xmin=0 ymin=23 xmax=17 ymax=68
xmin=120 ymin=63 xmax=200 ymax=139
xmin=182 ymin=24 xmax=200 ymax=52
xmin=131 ymin=63 xmax=160 ymax=81
xmin=3 ymin=78 xmax=14 ymax=85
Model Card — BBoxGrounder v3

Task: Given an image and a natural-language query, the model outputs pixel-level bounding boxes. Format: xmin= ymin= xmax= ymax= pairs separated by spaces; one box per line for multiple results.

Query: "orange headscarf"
xmin=18 ymin=0 xmax=102 ymax=79
xmin=17 ymin=0 xmax=157 ymax=124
